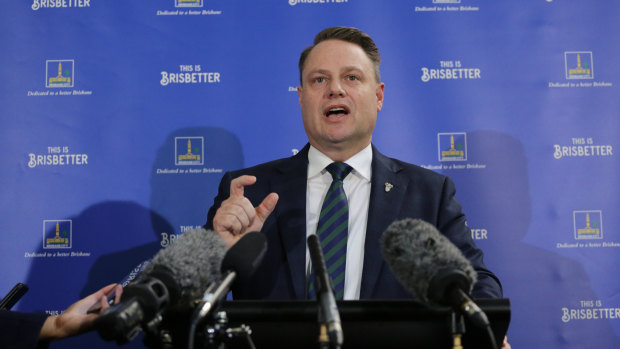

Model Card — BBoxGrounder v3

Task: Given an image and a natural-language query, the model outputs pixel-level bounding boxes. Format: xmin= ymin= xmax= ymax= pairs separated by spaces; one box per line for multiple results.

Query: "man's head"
xmin=299 ymin=26 xmax=381 ymax=85
xmin=297 ymin=27 xmax=385 ymax=161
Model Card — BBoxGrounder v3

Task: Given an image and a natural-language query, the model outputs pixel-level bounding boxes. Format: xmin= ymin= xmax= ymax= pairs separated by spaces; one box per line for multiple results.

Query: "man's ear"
xmin=376 ymin=82 xmax=385 ymax=111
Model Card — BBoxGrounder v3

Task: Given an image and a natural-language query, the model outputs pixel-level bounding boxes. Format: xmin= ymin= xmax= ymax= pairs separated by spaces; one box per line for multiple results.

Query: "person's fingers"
xmin=229 ymin=175 xmax=256 ymax=197
xmin=214 ymin=177 xmax=276 ymax=241
xmin=255 ymin=193 xmax=279 ymax=223
xmin=113 ymin=284 xmax=123 ymax=304
xmin=228 ymin=198 xmax=255 ymax=230
xmin=96 ymin=295 xmax=109 ymax=313
xmin=214 ymin=195 xmax=257 ymax=235
xmin=84 ymin=283 xmax=118 ymax=314
xmin=98 ymin=284 xmax=117 ymax=297
xmin=214 ymin=229 xmax=243 ymax=249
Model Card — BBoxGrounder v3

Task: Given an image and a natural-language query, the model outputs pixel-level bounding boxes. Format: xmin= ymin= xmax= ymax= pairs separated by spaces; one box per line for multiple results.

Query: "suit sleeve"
xmin=205 ymin=171 xmax=233 ymax=230
xmin=0 ymin=311 xmax=49 ymax=349
xmin=436 ymin=176 xmax=503 ymax=299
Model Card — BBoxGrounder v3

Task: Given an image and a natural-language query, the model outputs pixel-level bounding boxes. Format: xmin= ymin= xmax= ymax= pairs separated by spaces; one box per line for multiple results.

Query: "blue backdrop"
xmin=1 ymin=1 xmax=619 ymax=348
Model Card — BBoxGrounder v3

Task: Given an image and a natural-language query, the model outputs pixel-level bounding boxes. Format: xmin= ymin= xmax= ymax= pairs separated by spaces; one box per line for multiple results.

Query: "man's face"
xmin=298 ymin=39 xmax=384 ymax=159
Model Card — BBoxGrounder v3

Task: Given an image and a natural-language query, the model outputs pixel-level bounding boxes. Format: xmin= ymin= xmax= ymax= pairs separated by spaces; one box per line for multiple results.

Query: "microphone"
xmin=307 ymin=234 xmax=343 ymax=349
xmin=0 ymin=283 xmax=29 ymax=310
xmin=194 ymin=231 xmax=267 ymax=319
xmin=94 ymin=228 xmax=226 ymax=344
xmin=188 ymin=232 xmax=267 ymax=349
xmin=118 ymin=259 xmax=153 ymax=288
xmin=380 ymin=218 xmax=490 ymax=329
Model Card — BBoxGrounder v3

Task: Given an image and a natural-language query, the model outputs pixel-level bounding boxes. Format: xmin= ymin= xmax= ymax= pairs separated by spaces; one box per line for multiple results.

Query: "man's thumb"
xmin=256 ymin=193 xmax=279 ymax=222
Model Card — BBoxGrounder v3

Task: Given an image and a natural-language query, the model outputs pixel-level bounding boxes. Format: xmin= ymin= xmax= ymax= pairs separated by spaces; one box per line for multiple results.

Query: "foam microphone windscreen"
xmin=140 ymin=227 xmax=227 ymax=303
xmin=380 ymin=218 xmax=476 ymax=303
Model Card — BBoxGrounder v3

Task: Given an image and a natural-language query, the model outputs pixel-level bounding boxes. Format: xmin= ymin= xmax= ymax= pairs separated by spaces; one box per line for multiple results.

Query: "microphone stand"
xmin=308 ymin=235 xmax=343 ymax=349
xmin=449 ymin=311 xmax=465 ymax=349
xmin=317 ymin=306 xmax=329 ymax=349
xmin=188 ymin=274 xmax=256 ymax=349
xmin=448 ymin=306 xmax=499 ymax=349
xmin=188 ymin=273 xmax=234 ymax=349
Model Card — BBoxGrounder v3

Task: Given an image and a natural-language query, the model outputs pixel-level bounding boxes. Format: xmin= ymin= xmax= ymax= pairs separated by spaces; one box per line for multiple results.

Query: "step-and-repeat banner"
xmin=1 ymin=1 xmax=618 ymax=348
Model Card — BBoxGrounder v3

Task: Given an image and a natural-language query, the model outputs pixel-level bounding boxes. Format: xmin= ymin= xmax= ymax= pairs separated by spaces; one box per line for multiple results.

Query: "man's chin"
xmin=314 ymin=136 xmax=369 ymax=154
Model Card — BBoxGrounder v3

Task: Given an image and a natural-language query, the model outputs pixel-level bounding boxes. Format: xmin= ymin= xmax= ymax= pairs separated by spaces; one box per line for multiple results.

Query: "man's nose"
xmin=328 ymin=80 xmax=346 ymax=97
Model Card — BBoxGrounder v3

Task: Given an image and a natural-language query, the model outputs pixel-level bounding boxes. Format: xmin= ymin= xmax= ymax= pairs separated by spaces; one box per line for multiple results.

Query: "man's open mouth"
xmin=324 ymin=106 xmax=350 ymax=117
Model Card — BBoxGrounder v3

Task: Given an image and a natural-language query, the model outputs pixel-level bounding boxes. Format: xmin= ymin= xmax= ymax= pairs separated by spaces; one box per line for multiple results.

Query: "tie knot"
xmin=326 ymin=162 xmax=353 ymax=181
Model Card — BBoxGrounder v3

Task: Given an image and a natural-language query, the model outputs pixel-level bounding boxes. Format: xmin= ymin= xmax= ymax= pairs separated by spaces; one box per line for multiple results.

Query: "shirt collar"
xmin=307 ymin=144 xmax=372 ymax=181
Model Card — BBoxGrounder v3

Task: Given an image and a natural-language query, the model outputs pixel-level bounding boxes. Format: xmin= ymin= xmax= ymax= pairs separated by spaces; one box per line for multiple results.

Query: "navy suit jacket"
xmin=206 ymin=144 xmax=502 ymax=300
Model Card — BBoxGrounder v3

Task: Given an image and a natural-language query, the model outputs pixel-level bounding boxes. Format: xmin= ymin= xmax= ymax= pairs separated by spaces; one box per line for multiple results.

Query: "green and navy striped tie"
xmin=308 ymin=162 xmax=353 ymax=300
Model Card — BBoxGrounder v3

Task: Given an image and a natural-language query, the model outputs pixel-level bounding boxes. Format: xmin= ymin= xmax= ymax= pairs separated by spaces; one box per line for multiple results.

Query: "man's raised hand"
xmin=212 ymin=175 xmax=278 ymax=248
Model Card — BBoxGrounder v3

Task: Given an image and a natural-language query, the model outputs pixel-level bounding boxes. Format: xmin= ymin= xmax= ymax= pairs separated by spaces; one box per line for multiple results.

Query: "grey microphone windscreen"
xmin=380 ymin=218 xmax=476 ymax=303
xmin=141 ymin=227 xmax=227 ymax=302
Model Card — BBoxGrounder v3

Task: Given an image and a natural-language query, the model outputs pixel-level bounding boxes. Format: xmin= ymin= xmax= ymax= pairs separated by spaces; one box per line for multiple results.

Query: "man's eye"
xmin=315 ymin=77 xmax=325 ymax=83
xmin=347 ymin=75 xmax=359 ymax=81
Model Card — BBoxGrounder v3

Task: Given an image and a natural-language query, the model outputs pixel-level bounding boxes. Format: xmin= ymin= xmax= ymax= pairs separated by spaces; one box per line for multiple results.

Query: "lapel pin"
xmin=385 ymin=182 xmax=393 ymax=192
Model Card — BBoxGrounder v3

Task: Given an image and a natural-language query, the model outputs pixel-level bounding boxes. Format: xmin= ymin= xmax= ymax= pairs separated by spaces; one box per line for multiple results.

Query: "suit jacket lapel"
xmin=271 ymin=145 xmax=310 ymax=299
xmin=270 ymin=144 xmax=409 ymax=299
xmin=360 ymin=146 xmax=408 ymax=298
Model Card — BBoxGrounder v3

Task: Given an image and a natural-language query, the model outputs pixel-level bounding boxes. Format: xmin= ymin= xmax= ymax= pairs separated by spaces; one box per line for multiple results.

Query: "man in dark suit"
xmin=205 ymin=27 xmax=502 ymax=301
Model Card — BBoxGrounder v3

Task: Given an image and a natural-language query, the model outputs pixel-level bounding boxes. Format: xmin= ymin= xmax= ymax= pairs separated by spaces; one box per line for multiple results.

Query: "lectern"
xmin=218 ymin=299 xmax=510 ymax=349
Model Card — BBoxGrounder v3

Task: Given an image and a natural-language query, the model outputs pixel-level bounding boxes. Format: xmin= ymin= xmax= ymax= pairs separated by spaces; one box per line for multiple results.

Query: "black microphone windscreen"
xmin=141 ymin=227 xmax=227 ymax=303
xmin=380 ymin=218 xmax=476 ymax=303
xmin=220 ymin=232 xmax=267 ymax=284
